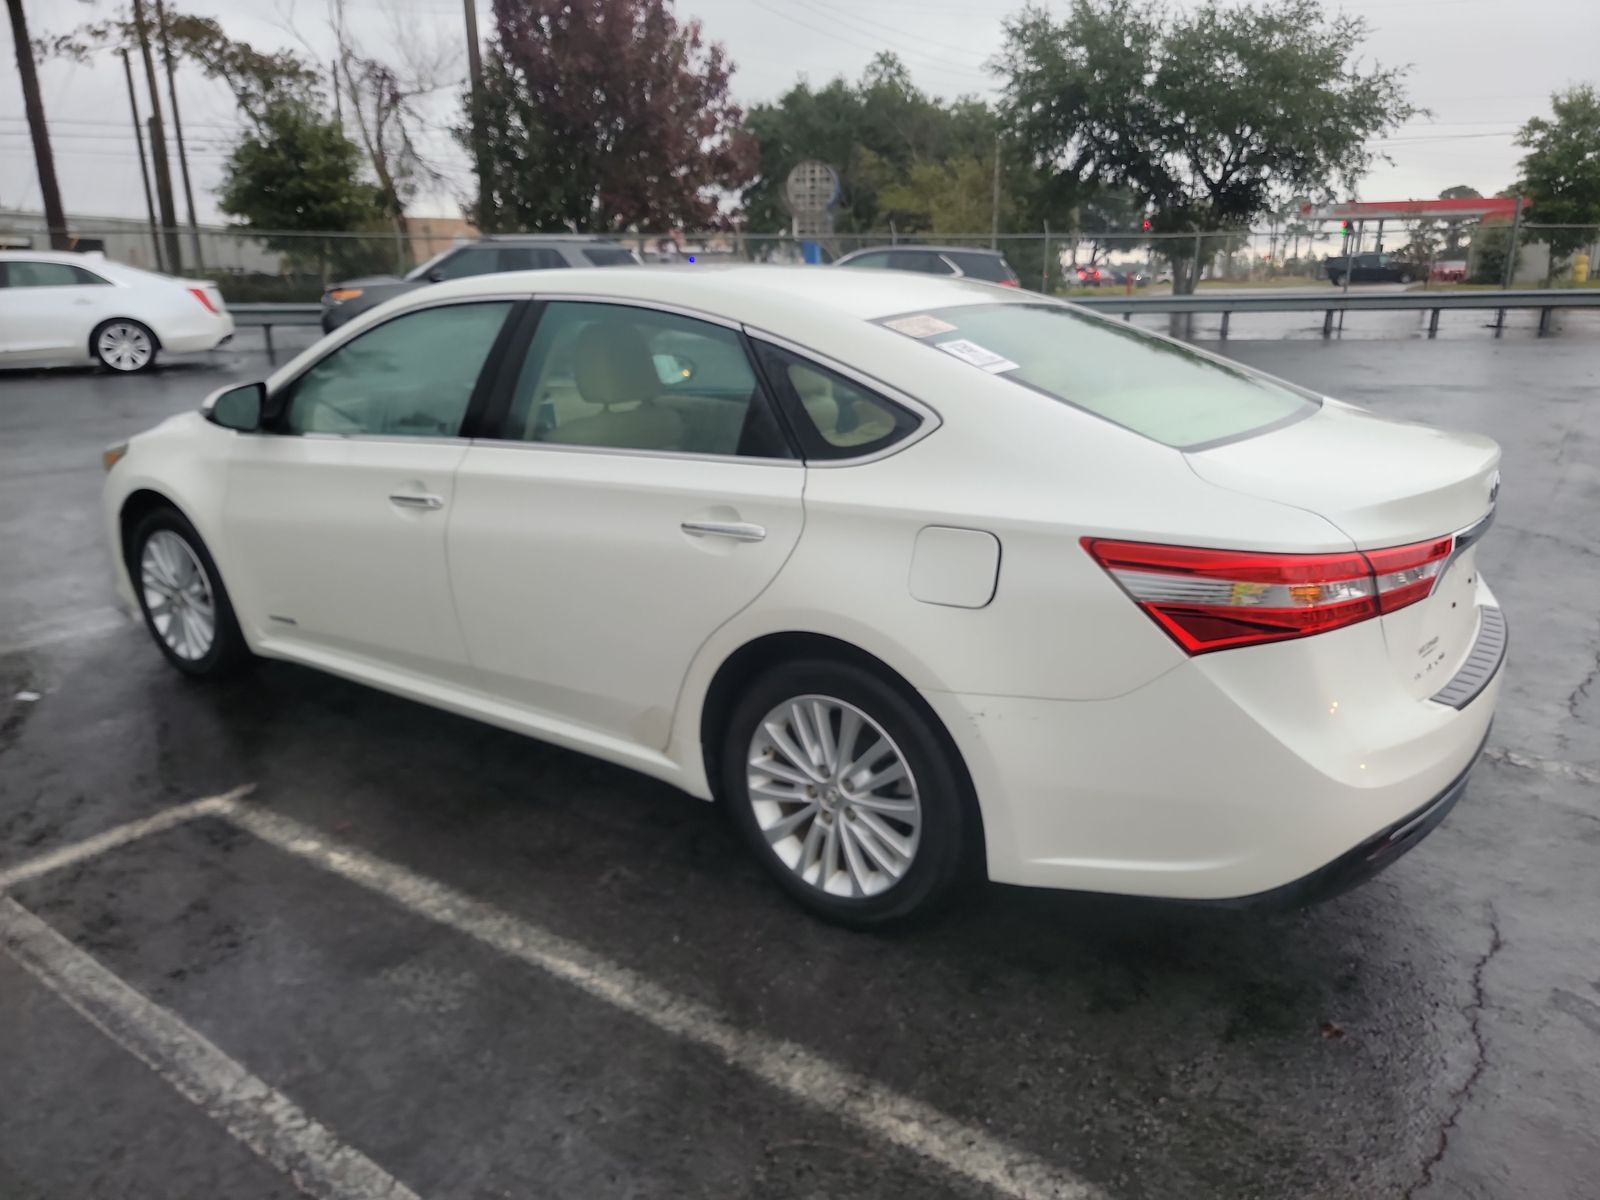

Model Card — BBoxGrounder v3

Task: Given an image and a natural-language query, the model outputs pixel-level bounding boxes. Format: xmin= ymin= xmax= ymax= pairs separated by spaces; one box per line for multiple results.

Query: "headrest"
xmin=573 ymin=322 xmax=660 ymax=407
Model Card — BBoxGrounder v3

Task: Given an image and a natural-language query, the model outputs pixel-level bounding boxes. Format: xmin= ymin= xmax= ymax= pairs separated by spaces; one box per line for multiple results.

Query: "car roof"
xmin=475 ymin=234 xmax=627 ymax=244
xmin=0 ymin=249 xmax=109 ymax=261
xmin=410 ymin=262 xmax=1021 ymax=327
xmin=839 ymin=245 xmax=1009 ymax=259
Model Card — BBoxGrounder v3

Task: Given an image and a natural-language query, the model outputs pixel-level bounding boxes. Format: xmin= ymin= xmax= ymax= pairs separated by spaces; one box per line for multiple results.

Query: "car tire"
xmin=92 ymin=318 xmax=159 ymax=373
xmin=1329 ymin=273 xmax=1344 ymax=287
xmin=721 ymin=659 xmax=976 ymax=927
xmin=128 ymin=506 xmax=250 ymax=678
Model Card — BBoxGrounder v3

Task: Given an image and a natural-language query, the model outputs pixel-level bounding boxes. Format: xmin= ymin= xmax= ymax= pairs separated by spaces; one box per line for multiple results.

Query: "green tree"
xmin=463 ymin=0 xmax=755 ymax=233
xmin=995 ymin=0 xmax=1416 ymax=292
xmin=1515 ymin=86 xmax=1600 ymax=282
xmin=218 ymin=101 xmax=385 ymax=281
xmin=1437 ymin=184 xmax=1482 ymax=255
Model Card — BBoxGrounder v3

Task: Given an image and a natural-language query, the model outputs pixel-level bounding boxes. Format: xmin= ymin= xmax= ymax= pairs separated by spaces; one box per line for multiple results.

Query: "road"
xmin=2 ymin=331 xmax=1599 ymax=1200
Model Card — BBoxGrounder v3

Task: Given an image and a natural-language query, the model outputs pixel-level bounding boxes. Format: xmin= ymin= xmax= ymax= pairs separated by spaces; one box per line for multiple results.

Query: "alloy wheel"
xmin=747 ymin=694 xmax=922 ymax=898
xmin=140 ymin=530 xmax=216 ymax=660
xmin=98 ymin=322 xmax=153 ymax=371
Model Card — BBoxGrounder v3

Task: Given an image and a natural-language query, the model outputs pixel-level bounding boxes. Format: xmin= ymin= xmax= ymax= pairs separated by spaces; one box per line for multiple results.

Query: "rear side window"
xmin=2 ymin=261 xmax=109 ymax=287
xmin=582 ymin=247 xmax=638 ymax=266
xmin=886 ymin=251 xmax=955 ymax=275
xmin=944 ymin=251 xmax=1018 ymax=284
xmin=882 ymin=302 xmax=1315 ymax=450
xmin=754 ymin=343 xmax=921 ymax=459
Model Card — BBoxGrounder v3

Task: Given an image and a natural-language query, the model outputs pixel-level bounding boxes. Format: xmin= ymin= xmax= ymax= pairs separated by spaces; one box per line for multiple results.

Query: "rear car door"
xmin=0 ymin=260 xmax=113 ymax=362
xmin=446 ymin=299 xmax=803 ymax=746
xmin=222 ymin=299 xmax=517 ymax=684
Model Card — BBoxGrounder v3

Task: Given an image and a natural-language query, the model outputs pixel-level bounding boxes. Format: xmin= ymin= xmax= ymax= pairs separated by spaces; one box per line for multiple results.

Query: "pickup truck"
xmin=1323 ymin=251 xmax=1423 ymax=285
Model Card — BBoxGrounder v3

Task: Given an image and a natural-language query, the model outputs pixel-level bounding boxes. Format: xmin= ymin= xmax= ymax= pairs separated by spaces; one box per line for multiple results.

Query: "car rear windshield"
xmin=886 ymin=302 xmax=1316 ymax=449
xmin=942 ymin=251 xmax=1017 ymax=284
xmin=582 ymin=247 xmax=637 ymax=266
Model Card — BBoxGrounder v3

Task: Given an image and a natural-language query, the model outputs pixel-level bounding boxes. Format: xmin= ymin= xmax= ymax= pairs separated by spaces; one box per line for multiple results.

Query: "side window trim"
xmin=263 ymin=298 xmax=524 ymax=439
xmin=745 ymin=333 xmax=939 ymax=465
xmin=475 ymin=297 xmax=799 ymax=463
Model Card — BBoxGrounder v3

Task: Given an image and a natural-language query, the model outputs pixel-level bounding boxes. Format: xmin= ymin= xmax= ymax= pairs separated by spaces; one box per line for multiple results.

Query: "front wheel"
xmin=129 ymin=507 xmax=249 ymax=677
xmin=94 ymin=319 xmax=159 ymax=373
xmin=1328 ymin=273 xmax=1344 ymax=287
xmin=722 ymin=660 xmax=976 ymax=926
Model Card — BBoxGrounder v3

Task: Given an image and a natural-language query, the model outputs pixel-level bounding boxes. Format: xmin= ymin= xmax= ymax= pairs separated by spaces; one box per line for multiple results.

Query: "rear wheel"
xmin=1328 ymin=272 xmax=1344 ymax=287
xmin=129 ymin=507 xmax=249 ymax=677
xmin=721 ymin=660 xmax=974 ymax=926
xmin=94 ymin=319 xmax=158 ymax=373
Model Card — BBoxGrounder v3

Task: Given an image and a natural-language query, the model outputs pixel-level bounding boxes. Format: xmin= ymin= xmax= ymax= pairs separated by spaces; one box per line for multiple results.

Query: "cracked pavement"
xmin=2 ymin=332 xmax=1599 ymax=1199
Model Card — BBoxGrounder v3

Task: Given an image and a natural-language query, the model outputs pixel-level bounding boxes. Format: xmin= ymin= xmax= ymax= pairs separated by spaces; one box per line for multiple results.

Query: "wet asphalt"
xmin=1 ymin=322 xmax=1598 ymax=1200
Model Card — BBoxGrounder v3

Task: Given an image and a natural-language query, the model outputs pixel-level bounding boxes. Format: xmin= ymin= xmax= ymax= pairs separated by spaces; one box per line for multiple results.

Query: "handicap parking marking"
xmin=0 ymin=787 xmax=1103 ymax=1200
xmin=0 ymin=897 xmax=422 ymax=1200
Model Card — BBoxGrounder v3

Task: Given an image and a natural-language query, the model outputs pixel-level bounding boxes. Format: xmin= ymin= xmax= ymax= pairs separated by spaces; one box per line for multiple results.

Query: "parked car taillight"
xmin=1082 ymin=536 xmax=1455 ymax=654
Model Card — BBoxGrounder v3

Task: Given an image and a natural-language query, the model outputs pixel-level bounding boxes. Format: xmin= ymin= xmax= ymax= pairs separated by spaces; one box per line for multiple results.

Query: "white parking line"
xmin=217 ymin=799 xmax=1101 ymax=1200
xmin=0 ymin=787 xmax=253 ymax=893
xmin=0 ymin=896 xmax=421 ymax=1200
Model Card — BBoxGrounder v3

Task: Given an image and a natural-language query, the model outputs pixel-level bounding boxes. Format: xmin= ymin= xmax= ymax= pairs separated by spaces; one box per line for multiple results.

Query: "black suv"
xmin=320 ymin=234 xmax=640 ymax=332
xmin=1323 ymin=251 xmax=1422 ymax=286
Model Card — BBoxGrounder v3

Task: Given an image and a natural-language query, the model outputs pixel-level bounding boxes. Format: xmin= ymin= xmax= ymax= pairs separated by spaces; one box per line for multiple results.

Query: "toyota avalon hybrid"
xmin=102 ymin=265 xmax=1504 ymax=924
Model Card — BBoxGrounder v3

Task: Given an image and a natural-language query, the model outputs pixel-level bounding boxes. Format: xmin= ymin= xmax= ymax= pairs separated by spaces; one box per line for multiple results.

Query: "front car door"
xmin=222 ymin=299 xmax=517 ymax=686
xmin=0 ymin=259 xmax=114 ymax=364
xmin=446 ymin=300 xmax=804 ymax=747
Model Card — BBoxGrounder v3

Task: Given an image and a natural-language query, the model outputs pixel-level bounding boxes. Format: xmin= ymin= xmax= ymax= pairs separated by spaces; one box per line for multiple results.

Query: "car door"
xmin=447 ymin=299 xmax=803 ymax=746
xmin=222 ymin=299 xmax=517 ymax=685
xmin=0 ymin=260 xmax=113 ymax=363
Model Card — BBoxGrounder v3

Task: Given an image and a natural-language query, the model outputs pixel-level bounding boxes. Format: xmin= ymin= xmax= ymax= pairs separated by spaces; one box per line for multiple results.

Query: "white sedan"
xmin=102 ymin=266 xmax=1505 ymax=924
xmin=0 ymin=250 xmax=233 ymax=373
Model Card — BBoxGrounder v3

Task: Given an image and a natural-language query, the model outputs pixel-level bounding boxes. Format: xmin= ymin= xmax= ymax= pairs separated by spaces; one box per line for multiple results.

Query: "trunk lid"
xmin=1186 ymin=400 xmax=1501 ymax=699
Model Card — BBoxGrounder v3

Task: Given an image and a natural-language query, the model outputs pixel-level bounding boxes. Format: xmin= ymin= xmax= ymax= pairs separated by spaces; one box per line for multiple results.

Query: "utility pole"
xmin=154 ymin=0 xmax=203 ymax=271
xmin=130 ymin=0 xmax=182 ymax=274
xmin=121 ymin=48 xmax=163 ymax=272
xmin=462 ymin=0 xmax=490 ymax=231
xmin=6 ymin=0 xmax=69 ymax=248
xmin=990 ymin=131 xmax=1000 ymax=250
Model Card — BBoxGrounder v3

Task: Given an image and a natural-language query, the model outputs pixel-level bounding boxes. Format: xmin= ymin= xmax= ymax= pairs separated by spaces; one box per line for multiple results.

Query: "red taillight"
xmin=999 ymin=279 xmax=1019 ymax=288
xmin=188 ymin=286 xmax=218 ymax=314
xmin=1083 ymin=536 xmax=1456 ymax=654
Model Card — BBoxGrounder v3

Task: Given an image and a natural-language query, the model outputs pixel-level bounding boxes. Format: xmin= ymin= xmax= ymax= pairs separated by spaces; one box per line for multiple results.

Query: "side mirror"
xmin=427 ymin=268 xmax=446 ymax=283
xmin=204 ymin=381 xmax=265 ymax=431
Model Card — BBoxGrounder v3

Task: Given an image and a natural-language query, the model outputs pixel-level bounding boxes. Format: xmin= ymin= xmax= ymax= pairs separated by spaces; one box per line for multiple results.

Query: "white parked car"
xmin=0 ymin=250 xmax=233 ymax=373
xmin=102 ymin=266 xmax=1505 ymax=924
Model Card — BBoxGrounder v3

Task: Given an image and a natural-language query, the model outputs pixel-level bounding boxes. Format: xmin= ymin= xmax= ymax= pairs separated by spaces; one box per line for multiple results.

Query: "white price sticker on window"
xmin=883 ymin=314 xmax=958 ymax=338
xmin=936 ymin=338 xmax=1018 ymax=373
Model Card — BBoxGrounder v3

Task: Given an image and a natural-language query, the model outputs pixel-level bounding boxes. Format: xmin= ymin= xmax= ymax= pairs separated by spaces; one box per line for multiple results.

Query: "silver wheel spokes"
xmin=99 ymin=323 xmax=152 ymax=371
xmin=748 ymin=695 xmax=921 ymax=899
xmin=140 ymin=530 xmax=215 ymax=660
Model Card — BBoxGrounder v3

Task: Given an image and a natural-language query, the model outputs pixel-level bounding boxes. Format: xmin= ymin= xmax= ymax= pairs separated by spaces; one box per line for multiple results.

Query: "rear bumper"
xmin=162 ymin=313 xmax=234 ymax=354
xmin=923 ymin=586 xmax=1505 ymax=901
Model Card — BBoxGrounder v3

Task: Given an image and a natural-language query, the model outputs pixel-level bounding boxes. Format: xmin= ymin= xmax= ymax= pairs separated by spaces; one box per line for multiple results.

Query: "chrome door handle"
xmin=389 ymin=493 xmax=444 ymax=510
xmin=681 ymin=520 xmax=766 ymax=543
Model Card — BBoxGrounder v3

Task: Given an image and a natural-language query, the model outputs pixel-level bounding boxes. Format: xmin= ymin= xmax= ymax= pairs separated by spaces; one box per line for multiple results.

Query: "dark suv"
xmin=320 ymin=234 xmax=641 ymax=332
xmin=834 ymin=245 xmax=1021 ymax=286
xmin=1323 ymin=251 xmax=1422 ymax=286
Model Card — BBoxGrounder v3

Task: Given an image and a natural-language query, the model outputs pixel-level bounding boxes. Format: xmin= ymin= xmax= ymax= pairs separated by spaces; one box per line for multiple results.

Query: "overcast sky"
xmin=3 ymin=0 xmax=1596 ymax=229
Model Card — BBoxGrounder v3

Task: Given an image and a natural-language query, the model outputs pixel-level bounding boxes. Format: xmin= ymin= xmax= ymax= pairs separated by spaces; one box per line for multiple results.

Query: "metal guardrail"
xmin=1071 ymin=287 xmax=1600 ymax=339
xmin=228 ymin=287 xmax=1600 ymax=358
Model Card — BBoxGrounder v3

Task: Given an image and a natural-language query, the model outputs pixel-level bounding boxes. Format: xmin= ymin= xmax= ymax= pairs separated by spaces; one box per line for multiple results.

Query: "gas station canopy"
xmin=1299 ymin=197 xmax=1526 ymax=222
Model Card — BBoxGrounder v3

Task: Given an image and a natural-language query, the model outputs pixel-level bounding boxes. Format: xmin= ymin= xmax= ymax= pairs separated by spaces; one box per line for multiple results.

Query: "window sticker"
xmin=883 ymin=313 xmax=958 ymax=338
xmin=935 ymin=338 xmax=1019 ymax=373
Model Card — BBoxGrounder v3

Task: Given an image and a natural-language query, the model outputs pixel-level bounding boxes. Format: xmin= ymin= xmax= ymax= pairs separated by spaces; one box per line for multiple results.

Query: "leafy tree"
xmin=1515 ymin=86 xmax=1600 ymax=282
xmin=464 ymin=0 xmax=755 ymax=232
xmin=995 ymin=0 xmax=1417 ymax=292
xmin=218 ymin=101 xmax=387 ymax=281
xmin=1438 ymin=184 xmax=1482 ymax=254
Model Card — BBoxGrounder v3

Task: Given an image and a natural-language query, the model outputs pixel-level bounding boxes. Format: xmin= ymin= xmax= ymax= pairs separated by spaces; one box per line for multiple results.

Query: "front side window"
xmin=840 ymin=251 xmax=893 ymax=270
xmin=500 ymin=246 xmax=568 ymax=270
xmin=3 ymin=261 xmax=109 ymax=287
xmin=283 ymin=302 xmax=511 ymax=437
xmin=501 ymin=302 xmax=787 ymax=457
xmin=880 ymin=302 xmax=1315 ymax=449
xmin=582 ymin=246 xmax=638 ymax=266
xmin=429 ymin=247 xmax=500 ymax=281
xmin=755 ymin=344 xmax=922 ymax=459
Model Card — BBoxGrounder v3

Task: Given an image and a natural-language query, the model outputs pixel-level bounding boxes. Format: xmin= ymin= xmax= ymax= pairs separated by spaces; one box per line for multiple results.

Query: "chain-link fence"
xmin=3 ymin=210 xmax=1596 ymax=303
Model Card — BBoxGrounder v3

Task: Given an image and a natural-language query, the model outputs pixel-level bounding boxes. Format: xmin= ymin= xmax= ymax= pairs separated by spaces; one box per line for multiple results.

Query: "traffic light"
xmin=1340 ymin=219 xmax=1353 ymax=237
xmin=1141 ymin=218 xmax=1152 ymax=232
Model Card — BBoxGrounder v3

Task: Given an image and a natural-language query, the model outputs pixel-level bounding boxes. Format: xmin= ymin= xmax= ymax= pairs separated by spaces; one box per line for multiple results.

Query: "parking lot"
xmin=2 ymin=328 xmax=1599 ymax=1200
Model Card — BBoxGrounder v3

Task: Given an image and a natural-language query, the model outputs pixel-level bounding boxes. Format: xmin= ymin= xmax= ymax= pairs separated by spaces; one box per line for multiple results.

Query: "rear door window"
xmin=431 ymin=247 xmax=500 ymax=280
xmin=581 ymin=246 xmax=639 ymax=266
xmin=2 ymin=261 xmax=110 ymax=287
xmin=886 ymin=251 xmax=956 ymax=275
xmin=499 ymin=247 xmax=568 ymax=270
xmin=881 ymin=302 xmax=1315 ymax=450
xmin=943 ymin=252 xmax=1017 ymax=284
xmin=841 ymin=251 xmax=894 ymax=270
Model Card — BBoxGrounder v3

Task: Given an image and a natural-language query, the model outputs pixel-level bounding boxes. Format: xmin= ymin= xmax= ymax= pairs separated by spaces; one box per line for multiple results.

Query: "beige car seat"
xmin=542 ymin=323 xmax=686 ymax=451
